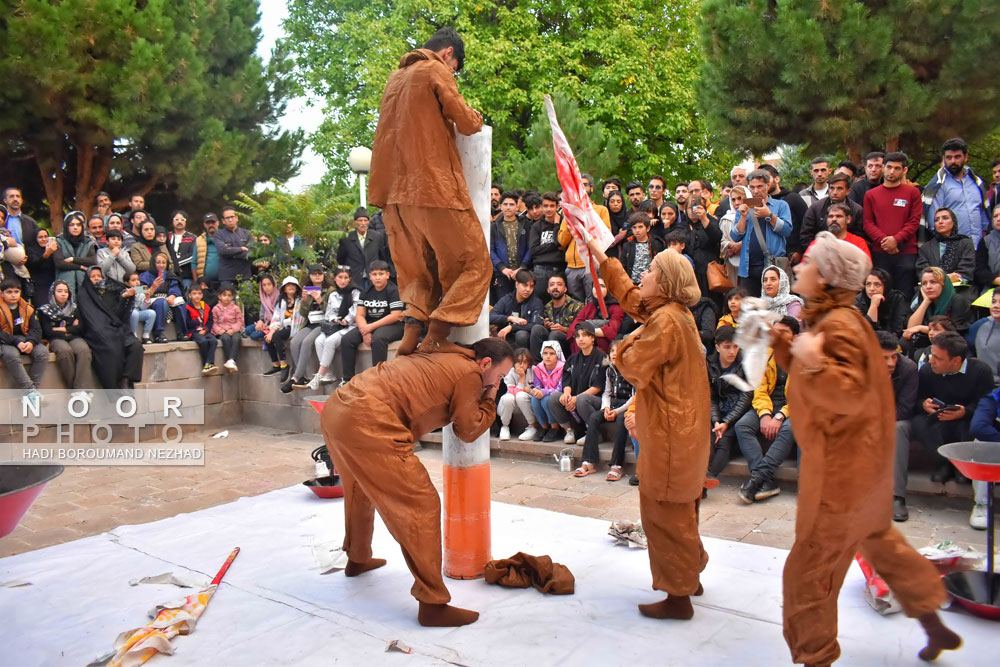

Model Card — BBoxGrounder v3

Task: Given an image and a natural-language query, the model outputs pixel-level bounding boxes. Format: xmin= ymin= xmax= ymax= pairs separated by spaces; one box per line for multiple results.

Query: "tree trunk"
xmin=886 ymin=135 xmax=900 ymax=152
xmin=35 ymin=147 xmax=66 ymax=234
xmin=74 ymin=141 xmax=113 ymax=217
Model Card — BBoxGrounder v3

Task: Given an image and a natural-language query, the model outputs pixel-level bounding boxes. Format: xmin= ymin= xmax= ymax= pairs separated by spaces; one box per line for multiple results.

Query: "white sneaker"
xmin=70 ymin=390 xmax=93 ymax=403
xmin=576 ymin=435 xmax=587 ymax=445
xmin=499 ymin=426 xmax=511 ymax=440
xmin=224 ymin=359 xmax=238 ymax=373
xmin=519 ymin=426 xmax=538 ymax=441
xmin=970 ymin=503 xmax=988 ymax=530
xmin=306 ymin=374 xmax=322 ymax=391
xmin=319 ymin=372 xmax=337 ymax=385
xmin=563 ymin=428 xmax=576 ymax=444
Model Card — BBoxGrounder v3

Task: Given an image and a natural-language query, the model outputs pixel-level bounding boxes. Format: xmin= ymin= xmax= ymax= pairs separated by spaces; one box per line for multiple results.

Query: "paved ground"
xmin=2 ymin=425 xmax=989 ymax=558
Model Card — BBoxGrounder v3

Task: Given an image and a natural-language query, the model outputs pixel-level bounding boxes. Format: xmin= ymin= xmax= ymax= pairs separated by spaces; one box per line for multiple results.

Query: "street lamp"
xmin=348 ymin=146 xmax=372 ymax=209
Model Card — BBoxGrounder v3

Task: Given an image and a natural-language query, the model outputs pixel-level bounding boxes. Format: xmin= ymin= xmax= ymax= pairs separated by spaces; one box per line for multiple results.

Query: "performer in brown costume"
xmin=368 ymin=27 xmax=491 ymax=355
xmin=586 ymin=236 xmax=711 ymax=619
xmin=322 ymin=338 xmax=513 ymax=627
xmin=775 ymin=231 xmax=961 ymax=666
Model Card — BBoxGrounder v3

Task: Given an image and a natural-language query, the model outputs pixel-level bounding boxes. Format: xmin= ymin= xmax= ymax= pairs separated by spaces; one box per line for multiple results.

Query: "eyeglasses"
xmin=336 ymin=265 xmax=351 ymax=272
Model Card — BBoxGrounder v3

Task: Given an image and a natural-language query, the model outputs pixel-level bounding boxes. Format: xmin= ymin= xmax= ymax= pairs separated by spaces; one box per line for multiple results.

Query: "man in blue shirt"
xmin=923 ymin=137 xmax=990 ymax=247
xmin=727 ymin=169 xmax=793 ymax=297
xmin=3 ymin=187 xmax=39 ymax=247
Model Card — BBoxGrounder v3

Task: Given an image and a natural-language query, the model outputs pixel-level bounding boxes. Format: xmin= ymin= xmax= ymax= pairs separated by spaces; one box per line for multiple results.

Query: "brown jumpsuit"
xmin=601 ymin=254 xmax=711 ymax=596
xmin=774 ymin=290 xmax=946 ymax=666
xmin=322 ymin=350 xmax=496 ymax=603
xmin=368 ymin=48 xmax=491 ymax=327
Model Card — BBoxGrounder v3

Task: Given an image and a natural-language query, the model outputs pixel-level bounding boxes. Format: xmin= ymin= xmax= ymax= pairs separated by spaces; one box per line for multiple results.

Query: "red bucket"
xmin=303 ymin=475 xmax=344 ymax=499
xmin=0 ymin=465 xmax=65 ymax=538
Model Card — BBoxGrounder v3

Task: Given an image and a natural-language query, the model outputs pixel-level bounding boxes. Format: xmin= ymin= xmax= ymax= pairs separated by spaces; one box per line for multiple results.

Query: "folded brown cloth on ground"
xmin=484 ymin=552 xmax=575 ymax=595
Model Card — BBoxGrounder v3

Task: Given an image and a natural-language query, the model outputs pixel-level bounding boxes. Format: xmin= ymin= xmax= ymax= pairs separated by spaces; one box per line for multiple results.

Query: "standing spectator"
xmin=625 ymin=180 xmax=645 ymax=212
xmin=277 ymin=222 xmax=305 ymax=259
xmin=182 ymin=284 xmax=218 ymax=375
xmin=167 ymin=210 xmax=198 ymax=289
xmin=551 ymin=323 xmax=606 ymax=446
xmin=916 ymin=207 xmax=976 ymax=284
xmin=760 ymin=164 xmax=808 ymax=264
xmin=0 ymin=277 xmax=47 ymax=404
xmin=687 ymin=196 xmax=723 ymax=298
xmin=211 ymin=285 xmax=244 ymax=373
xmin=799 ymin=173 xmax=864 ymax=249
xmin=911 ymin=332 xmax=994 ymax=484
xmin=489 ymin=191 xmax=531 ymax=302
xmin=527 ymin=192 xmax=566 ymax=300
xmin=706 ymin=325 xmax=753 ymax=485
xmin=875 ymin=332 xmax=919 ymax=522
xmin=974 ymin=206 xmax=1000 ymax=289
xmin=121 ymin=193 xmax=145 ymax=230
xmin=54 ymin=211 xmax=98 ymax=296
xmin=195 ymin=213 xmax=220 ymax=286
xmin=728 ymin=169 xmax=793 ymax=297
xmin=529 ymin=273 xmax=581 ymax=361
xmin=215 ymin=206 xmax=253 ymax=283
xmin=77 ymin=267 xmax=144 ymax=389
xmin=558 ymin=199 xmax=612 ymax=302
xmin=2 ymin=187 xmax=39 ymax=245
xmin=806 ymin=202 xmax=870 ymax=261
xmin=37 ymin=280 xmax=93 ymax=396
xmin=336 ymin=207 xmax=391 ymax=289
xmin=306 ymin=267 xmax=360 ymax=390
xmin=96 ymin=230 xmax=136 ymax=284
xmin=849 ymin=151 xmax=885 ymax=206
xmin=713 ymin=165 xmax=748 ymax=218
xmin=285 ymin=265 xmax=333 ymax=392
xmin=568 ymin=277 xmax=625 ymax=355
xmin=490 ymin=269 xmax=542 ymax=350
xmin=968 ymin=387 xmax=1000 ymax=529
xmin=490 ymin=184 xmax=501 ymax=218
xmin=647 ymin=175 xmax=667 ymax=213
xmin=798 ymin=156 xmax=831 ymax=208
xmin=605 ymin=189 xmax=628 ymax=236
xmin=87 ymin=214 xmax=106 ymax=247
xmin=95 ymin=191 xmax=112 ymax=219
xmin=126 ymin=271 xmax=155 ymax=344
xmin=922 ymin=137 xmax=991 ymax=247
xmin=105 ymin=213 xmax=136 ymax=249
xmin=577 ymin=338 xmax=635 ymax=480
xmin=863 ymin=151 xmax=922 ymax=301
xmin=339 ymin=260 xmax=404 ymax=382
xmin=127 ymin=209 xmax=149 ymax=239
xmin=856 ymin=268 xmax=908 ymax=335
xmin=496 ymin=347 xmax=537 ymax=441
xmin=129 ymin=220 xmax=165 ymax=274
xmin=531 ymin=341 xmax=566 ymax=442
xmin=619 ymin=213 xmax=665 ymax=284
xmin=140 ymin=252 xmax=188 ymax=343
xmin=718 ymin=186 xmax=746 ymax=287
xmin=25 ymin=227 xmax=57 ymax=307
xmin=264 ymin=276 xmax=302 ymax=380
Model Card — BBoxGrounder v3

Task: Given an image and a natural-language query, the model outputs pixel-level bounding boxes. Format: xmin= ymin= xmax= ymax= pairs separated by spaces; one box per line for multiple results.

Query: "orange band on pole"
xmin=442 ymin=461 xmax=491 ymax=579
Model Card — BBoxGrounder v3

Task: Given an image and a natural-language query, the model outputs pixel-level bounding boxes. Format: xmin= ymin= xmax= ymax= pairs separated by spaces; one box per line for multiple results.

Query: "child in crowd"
xmin=211 ymin=285 xmax=244 ymax=372
xmin=246 ymin=273 xmax=278 ymax=341
xmin=183 ymin=284 xmax=218 ymax=374
xmin=287 ymin=264 xmax=333 ymax=392
xmin=531 ymin=340 xmax=566 ymax=442
xmin=575 ymin=338 xmax=635 ymax=480
xmin=497 ymin=347 xmax=537 ymax=441
xmin=339 ymin=260 xmax=405 ymax=382
xmin=139 ymin=251 xmax=187 ymax=343
xmin=126 ymin=272 xmax=155 ymax=344
xmin=665 ymin=228 xmax=695 ymax=269
xmin=718 ymin=286 xmax=747 ymax=329
xmin=264 ymin=276 xmax=302 ymax=381
xmin=0 ymin=277 xmax=48 ymax=405
xmin=305 ymin=266 xmax=360 ymax=390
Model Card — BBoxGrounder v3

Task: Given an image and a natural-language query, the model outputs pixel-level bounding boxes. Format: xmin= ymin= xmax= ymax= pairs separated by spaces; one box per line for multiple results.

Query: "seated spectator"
xmin=264 ymin=276 xmax=302 ymax=380
xmin=285 ymin=265 xmax=333 ymax=392
xmin=129 ymin=219 xmax=166 ymax=274
xmin=974 ymin=206 xmax=1000 ymax=289
xmin=104 ymin=212 xmax=136 ymax=249
xmin=211 ymin=285 xmax=244 ymax=373
xmin=25 ymin=227 xmax=57 ymax=307
xmin=76 ymin=267 xmax=144 ymax=390
xmin=0 ymin=277 xmax=47 ymax=403
xmin=973 ymin=290 xmax=1000 ymax=383
xmin=340 ymin=260 xmax=404 ymax=382
xmin=550 ymin=323 xmax=607 ymax=446
xmin=706 ymin=325 xmax=753 ymax=487
xmin=734 ymin=316 xmax=799 ymax=504
xmin=245 ymin=273 xmax=279 ymax=342
xmin=305 ymin=266 xmax=360 ymax=390
xmin=856 ymin=267 xmax=908 ymax=335
xmin=527 ymin=192 xmax=566 ymax=299
xmin=87 ymin=214 xmax=106 ymax=246
xmin=497 ymin=347 xmax=537 ymax=441
xmin=624 ymin=400 xmax=639 ymax=485
xmin=664 ymin=226 xmax=695 ymax=269
xmin=54 ymin=211 xmax=98 ymax=297
xmin=182 ymin=284 xmax=218 ymax=375
xmin=968 ymin=386 xmax=1000 ymax=529
xmin=576 ymin=338 xmax=635 ymax=480
xmin=97 ymin=229 xmax=136 ymax=284
xmin=37 ymin=280 xmax=94 ymax=397
xmin=690 ymin=295 xmax=719 ymax=351
xmin=567 ymin=277 xmax=624 ymax=355
xmin=490 ymin=191 xmax=531 ymax=302
xmin=904 ymin=267 xmax=973 ymax=349
xmin=529 ymin=273 xmax=581 ymax=361
xmin=490 ymin=269 xmax=543 ymax=350
xmin=139 ymin=252 xmax=188 ymax=343
xmin=761 ymin=265 xmax=803 ymax=324
xmin=876 ymin=332 xmax=919 ymax=523
xmin=911 ymin=332 xmax=995 ymax=484
xmin=717 ymin=286 xmax=747 ymax=329
xmin=126 ymin=271 xmax=155 ymax=344
xmin=619 ymin=213 xmax=665 ymax=284
xmin=196 ymin=277 xmax=218 ymax=309
xmin=155 ymin=226 xmax=168 ymax=246
xmin=916 ymin=207 xmax=975 ymax=285
xmin=531 ymin=341 xmax=565 ymax=442
xmin=913 ymin=316 xmax=957 ymax=368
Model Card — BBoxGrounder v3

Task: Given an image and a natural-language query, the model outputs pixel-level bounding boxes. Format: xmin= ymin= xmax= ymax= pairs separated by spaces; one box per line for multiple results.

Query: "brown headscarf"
xmin=646 ymin=249 xmax=701 ymax=309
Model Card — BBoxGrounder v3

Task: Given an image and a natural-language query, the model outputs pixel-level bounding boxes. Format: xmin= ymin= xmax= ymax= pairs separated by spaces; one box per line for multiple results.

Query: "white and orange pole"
xmin=442 ymin=125 xmax=492 ymax=579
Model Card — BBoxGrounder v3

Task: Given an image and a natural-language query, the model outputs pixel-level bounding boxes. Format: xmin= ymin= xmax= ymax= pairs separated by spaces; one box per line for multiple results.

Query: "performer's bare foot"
xmin=415 ymin=319 xmax=467 ymax=355
xmin=418 ymin=602 xmax=480 ymax=627
xmin=344 ymin=558 xmax=386 ymax=577
xmin=396 ymin=319 xmax=425 ymax=356
xmin=917 ymin=612 xmax=962 ymax=661
xmin=638 ymin=595 xmax=694 ymax=620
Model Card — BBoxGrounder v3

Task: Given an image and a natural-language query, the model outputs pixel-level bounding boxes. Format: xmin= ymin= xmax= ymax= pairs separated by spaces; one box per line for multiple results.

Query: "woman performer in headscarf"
xmin=774 ymin=231 xmax=961 ymax=666
xmin=585 ymin=233 xmax=711 ymax=620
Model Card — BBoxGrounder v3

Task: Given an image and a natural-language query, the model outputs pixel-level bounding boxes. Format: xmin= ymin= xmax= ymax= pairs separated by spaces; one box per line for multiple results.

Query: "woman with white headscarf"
xmin=773 ymin=232 xmax=960 ymax=666
xmin=718 ymin=185 xmax=747 ymax=286
xmin=760 ymin=264 xmax=803 ymax=324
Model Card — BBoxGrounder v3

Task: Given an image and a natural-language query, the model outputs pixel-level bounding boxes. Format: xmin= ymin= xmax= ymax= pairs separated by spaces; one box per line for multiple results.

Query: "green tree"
xmin=282 ymin=0 xmax=736 ymax=187
xmin=0 ymin=0 xmax=304 ymax=231
xmin=698 ymin=0 xmax=1000 ymax=162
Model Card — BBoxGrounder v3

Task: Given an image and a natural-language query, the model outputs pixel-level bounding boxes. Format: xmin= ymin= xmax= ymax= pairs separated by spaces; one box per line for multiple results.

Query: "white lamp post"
xmin=348 ymin=146 xmax=372 ymax=209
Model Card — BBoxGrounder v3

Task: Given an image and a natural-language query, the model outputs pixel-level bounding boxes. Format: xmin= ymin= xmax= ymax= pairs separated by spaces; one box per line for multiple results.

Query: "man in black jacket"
xmin=849 ymin=151 xmax=885 ymax=207
xmin=799 ymin=173 xmax=865 ymax=249
xmin=167 ymin=212 xmax=198 ymax=289
xmin=706 ymin=325 xmax=753 ymax=487
xmin=489 ymin=269 xmax=542 ymax=349
xmin=619 ymin=214 xmax=665 ymax=283
xmin=877 ymin=331 xmax=919 ymax=522
xmin=337 ymin=207 xmax=392 ymax=289
xmin=214 ymin=206 xmax=254 ymax=283
xmin=527 ymin=192 xmax=566 ymax=300
xmin=489 ymin=191 xmax=532 ymax=303
xmin=759 ymin=164 xmax=808 ymax=263
xmin=2 ymin=187 xmax=39 ymax=249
